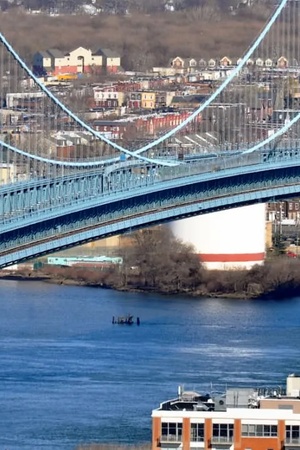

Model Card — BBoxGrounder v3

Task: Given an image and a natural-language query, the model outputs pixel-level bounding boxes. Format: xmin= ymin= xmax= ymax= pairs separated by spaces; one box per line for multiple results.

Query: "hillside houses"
xmin=10 ymin=41 xmax=300 ymax=164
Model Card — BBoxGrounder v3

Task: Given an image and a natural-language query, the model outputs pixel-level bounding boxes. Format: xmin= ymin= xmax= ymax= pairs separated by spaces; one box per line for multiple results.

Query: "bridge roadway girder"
xmin=1 ymin=160 xmax=300 ymax=268
xmin=0 ymin=171 xmax=105 ymax=217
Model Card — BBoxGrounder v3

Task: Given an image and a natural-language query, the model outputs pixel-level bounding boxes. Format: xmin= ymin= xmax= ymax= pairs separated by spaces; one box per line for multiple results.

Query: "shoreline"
xmin=0 ymin=271 xmax=288 ymax=300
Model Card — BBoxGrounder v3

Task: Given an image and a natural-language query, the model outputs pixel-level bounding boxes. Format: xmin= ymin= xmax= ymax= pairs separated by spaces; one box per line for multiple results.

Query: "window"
xmin=242 ymin=424 xmax=277 ymax=437
xmin=212 ymin=423 xmax=234 ymax=442
xmin=161 ymin=422 xmax=183 ymax=442
xmin=191 ymin=423 xmax=204 ymax=442
xmin=286 ymin=425 xmax=300 ymax=443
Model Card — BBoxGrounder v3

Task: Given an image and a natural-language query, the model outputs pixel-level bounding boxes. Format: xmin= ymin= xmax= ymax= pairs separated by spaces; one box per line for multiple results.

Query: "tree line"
xmin=33 ymin=226 xmax=300 ymax=299
xmin=0 ymin=6 xmax=268 ymax=70
xmin=0 ymin=0 xmax=270 ymax=15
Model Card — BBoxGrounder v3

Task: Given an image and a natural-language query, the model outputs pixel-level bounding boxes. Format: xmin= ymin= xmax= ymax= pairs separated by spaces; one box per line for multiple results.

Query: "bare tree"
xmin=119 ymin=226 xmax=203 ymax=292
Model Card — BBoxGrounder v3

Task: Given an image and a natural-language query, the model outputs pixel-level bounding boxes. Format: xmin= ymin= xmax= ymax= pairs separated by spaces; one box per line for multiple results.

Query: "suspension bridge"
xmin=1 ymin=0 xmax=300 ymax=268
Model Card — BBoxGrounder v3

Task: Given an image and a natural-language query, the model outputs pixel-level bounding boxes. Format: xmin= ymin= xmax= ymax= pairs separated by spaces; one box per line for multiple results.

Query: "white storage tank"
xmin=170 ymin=204 xmax=266 ymax=270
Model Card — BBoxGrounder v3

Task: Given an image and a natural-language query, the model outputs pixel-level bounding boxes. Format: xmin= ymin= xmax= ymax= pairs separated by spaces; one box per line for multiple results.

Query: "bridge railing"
xmin=1 ymin=145 xmax=300 ymax=226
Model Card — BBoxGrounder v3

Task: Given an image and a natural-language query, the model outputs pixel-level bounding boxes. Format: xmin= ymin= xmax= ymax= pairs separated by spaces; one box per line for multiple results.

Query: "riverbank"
xmin=2 ymin=255 xmax=300 ymax=299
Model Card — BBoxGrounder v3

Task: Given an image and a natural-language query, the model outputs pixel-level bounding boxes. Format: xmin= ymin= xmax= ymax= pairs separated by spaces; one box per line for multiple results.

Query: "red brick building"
xmin=92 ymin=111 xmax=201 ymax=140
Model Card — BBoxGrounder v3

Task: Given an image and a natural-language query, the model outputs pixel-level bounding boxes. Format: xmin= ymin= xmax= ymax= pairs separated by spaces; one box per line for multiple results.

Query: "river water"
xmin=0 ymin=280 xmax=300 ymax=450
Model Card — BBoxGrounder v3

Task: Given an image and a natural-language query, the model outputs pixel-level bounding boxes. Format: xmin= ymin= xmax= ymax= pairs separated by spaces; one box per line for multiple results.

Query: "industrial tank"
xmin=170 ymin=204 xmax=266 ymax=270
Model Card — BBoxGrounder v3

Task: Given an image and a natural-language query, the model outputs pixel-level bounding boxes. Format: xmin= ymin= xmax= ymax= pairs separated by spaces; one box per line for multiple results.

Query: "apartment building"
xmin=152 ymin=374 xmax=300 ymax=450
xmin=33 ymin=46 xmax=121 ymax=76
xmin=267 ymin=200 xmax=300 ymax=223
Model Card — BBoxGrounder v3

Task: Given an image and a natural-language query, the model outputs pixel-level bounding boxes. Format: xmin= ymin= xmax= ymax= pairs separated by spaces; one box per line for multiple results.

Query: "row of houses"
xmin=33 ymin=46 xmax=121 ymax=76
xmin=91 ymin=87 xmax=176 ymax=110
xmin=33 ymin=48 xmax=291 ymax=80
xmin=41 ymin=111 xmax=201 ymax=158
xmin=6 ymin=111 xmax=199 ymax=161
xmin=153 ymin=55 xmax=291 ymax=75
xmin=5 ymin=82 xmax=197 ymax=114
xmin=4 ymin=111 xmax=193 ymax=160
xmin=92 ymin=111 xmax=200 ymax=140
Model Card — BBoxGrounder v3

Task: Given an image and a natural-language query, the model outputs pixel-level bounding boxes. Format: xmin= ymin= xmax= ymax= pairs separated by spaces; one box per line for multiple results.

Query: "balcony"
xmin=285 ymin=438 xmax=300 ymax=446
xmin=211 ymin=436 xmax=234 ymax=444
xmin=160 ymin=434 xmax=182 ymax=443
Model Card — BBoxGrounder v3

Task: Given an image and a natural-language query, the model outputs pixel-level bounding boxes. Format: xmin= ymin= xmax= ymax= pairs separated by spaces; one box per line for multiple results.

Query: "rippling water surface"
xmin=0 ymin=280 xmax=299 ymax=449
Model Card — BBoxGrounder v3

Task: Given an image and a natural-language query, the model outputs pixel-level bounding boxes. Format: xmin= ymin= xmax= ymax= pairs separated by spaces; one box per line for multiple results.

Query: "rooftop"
xmin=155 ymin=374 xmax=300 ymax=415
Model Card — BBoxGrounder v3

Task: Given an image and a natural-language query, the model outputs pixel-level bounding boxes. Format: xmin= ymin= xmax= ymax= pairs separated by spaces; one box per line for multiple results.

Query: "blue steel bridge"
xmin=1 ymin=0 xmax=300 ymax=267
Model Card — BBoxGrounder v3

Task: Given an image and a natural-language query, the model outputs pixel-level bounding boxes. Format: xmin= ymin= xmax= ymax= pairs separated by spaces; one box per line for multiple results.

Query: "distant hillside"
xmin=0 ymin=4 xmax=271 ymax=70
